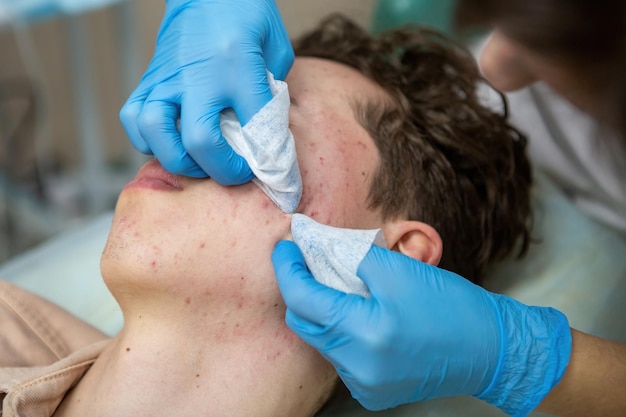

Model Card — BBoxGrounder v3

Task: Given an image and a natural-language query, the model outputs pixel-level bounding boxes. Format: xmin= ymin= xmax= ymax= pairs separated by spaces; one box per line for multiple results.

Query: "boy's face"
xmin=101 ymin=57 xmax=389 ymax=301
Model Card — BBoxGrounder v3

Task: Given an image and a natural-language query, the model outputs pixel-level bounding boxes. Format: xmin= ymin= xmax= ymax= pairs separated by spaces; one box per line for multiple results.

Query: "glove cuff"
xmin=478 ymin=294 xmax=572 ymax=417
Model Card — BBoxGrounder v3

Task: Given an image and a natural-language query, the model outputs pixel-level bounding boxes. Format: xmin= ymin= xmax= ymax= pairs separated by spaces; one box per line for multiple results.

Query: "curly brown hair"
xmin=293 ymin=14 xmax=532 ymax=284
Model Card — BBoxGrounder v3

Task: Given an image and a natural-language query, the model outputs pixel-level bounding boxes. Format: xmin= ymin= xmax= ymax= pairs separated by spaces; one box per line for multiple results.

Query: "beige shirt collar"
xmin=0 ymin=340 xmax=108 ymax=417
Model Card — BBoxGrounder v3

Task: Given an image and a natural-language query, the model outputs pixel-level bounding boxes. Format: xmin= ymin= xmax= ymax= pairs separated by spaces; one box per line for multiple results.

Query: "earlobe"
xmin=381 ymin=221 xmax=443 ymax=266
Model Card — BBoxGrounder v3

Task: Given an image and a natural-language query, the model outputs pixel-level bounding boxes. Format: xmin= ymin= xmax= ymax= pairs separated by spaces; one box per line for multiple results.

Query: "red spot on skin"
xmin=151 ymin=260 xmax=157 ymax=268
xmin=185 ymin=297 xmax=191 ymax=305
xmin=319 ymin=157 xmax=325 ymax=164
xmin=199 ymin=242 xmax=205 ymax=249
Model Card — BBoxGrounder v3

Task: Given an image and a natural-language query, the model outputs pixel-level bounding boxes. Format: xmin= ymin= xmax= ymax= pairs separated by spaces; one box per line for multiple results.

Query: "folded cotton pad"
xmin=291 ymin=213 xmax=387 ymax=298
xmin=220 ymin=72 xmax=302 ymax=213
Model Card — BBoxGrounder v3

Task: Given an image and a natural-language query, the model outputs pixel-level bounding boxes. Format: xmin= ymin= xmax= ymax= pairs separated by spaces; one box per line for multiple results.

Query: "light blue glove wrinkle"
xmin=478 ymin=294 xmax=572 ymax=417
xmin=272 ymin=242 xmax=572 ymax=415
xmin=120 ymin=0 xmax=294 ymax=183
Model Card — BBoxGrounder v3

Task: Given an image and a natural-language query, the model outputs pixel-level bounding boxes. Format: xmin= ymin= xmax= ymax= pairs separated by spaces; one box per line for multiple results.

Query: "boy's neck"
xmin=53 ymin=291 xmax=337 ymax=417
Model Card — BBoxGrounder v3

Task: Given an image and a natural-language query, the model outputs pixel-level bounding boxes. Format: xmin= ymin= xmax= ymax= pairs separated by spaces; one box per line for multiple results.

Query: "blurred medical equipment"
xmin=0 ymin=0 xmax=144 ymax=261
xmin=0 ymin=0 xmax=125 ymax=22
xmin=371 ymin=0 xmax=457 ymax=35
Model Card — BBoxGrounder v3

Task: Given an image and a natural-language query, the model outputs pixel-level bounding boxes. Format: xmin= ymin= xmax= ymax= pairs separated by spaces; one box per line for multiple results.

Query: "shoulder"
xmin=0 ymin=280 xmax=109 ymax=367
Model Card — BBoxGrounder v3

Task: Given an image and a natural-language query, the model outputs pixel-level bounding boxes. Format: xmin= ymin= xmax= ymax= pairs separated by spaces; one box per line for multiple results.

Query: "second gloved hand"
xmin=272 ymin=242 xmax=572 ymax=416
xmin=120 ymin=0 xmax=294 ymax=183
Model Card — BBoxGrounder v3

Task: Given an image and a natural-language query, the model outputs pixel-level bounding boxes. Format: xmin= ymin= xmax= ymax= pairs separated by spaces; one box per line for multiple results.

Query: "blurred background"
xmin=0 ymin=0 xmax=393 ymax=263
xmin=2 ymin=6 xmax=625 ymax=416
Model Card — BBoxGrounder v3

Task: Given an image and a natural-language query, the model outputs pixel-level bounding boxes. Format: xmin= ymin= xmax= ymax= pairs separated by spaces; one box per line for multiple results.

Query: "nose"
xmin=479 ymin=31 xmax=537 ymax=92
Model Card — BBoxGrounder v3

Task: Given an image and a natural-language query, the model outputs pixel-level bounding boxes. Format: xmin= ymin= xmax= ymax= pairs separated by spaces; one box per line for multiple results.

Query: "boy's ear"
xmin=381 ymin=221 xmax=443 ymax=266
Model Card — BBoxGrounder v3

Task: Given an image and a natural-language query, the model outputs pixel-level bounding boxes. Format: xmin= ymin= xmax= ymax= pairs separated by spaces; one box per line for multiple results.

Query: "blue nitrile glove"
xmin=272 ymin=241 xmax=572 ymax=416
xmin=120 ymin=0 xmax=294 ymax=184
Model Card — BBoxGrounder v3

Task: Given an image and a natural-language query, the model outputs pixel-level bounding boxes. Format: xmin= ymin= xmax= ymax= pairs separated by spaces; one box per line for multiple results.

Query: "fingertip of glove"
xmin=272 ymin=240 xmax=301 ymax=263
xmin=275 ymin=239 xmax=296 ymax=248
xmin=357 ymin=244 xmax=386 ymax=273
xmin=272 ymin=241 xmax=310 ymax=283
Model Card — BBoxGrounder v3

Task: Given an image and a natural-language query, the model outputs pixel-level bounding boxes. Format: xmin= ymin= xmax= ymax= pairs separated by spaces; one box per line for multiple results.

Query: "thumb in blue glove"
xmin=272 ymin=240 xmax=572 ymax=416
xmin=120 ymin=0 xmax=294 ymax=184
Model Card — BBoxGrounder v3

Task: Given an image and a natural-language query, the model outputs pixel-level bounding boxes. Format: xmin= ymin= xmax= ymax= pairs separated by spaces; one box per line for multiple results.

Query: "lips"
xmin=125 ymin=159 xmax=184 ymax=191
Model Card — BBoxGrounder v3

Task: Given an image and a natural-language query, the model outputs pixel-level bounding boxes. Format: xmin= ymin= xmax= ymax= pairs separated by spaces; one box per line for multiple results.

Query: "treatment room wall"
xmin=0 ymin=0 xmax=375 ymax=174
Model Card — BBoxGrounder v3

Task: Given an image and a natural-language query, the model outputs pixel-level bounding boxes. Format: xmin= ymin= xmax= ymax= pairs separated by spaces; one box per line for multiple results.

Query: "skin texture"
xmin=538 ymin=330 xmax=626 ymax=417
xmin=52 ymin=57 xmax=440 ymax=417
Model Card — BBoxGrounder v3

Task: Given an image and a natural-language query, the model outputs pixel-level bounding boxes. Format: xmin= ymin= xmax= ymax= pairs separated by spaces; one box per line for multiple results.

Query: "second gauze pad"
xmin=291 ymin=213 xmax=387 ymax=298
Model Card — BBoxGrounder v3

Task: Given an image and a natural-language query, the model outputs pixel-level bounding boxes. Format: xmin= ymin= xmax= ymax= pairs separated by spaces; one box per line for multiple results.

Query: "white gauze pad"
xmin=291 ymin=214 xmax=387 ymax=298
xmin=220 ymin=72 xmax=302 ymax=213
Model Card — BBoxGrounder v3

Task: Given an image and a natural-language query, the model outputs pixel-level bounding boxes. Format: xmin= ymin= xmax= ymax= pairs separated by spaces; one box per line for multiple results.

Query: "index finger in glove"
xmin=272 ymin=240 xmax=352 ymax=327
xmin=356 ymin=245 xmax=435 ymax=300
xmin=120 ymin=89 xmax=152 ymax=155
xmin=262 ymin=19 xmax=294 ymax=81
xmin=180 ymin=95 xmax=254 ymax=185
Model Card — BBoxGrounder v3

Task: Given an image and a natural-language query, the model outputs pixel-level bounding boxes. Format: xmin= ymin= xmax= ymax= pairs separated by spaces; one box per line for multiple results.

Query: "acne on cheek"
xmin=297 ymin=180 xmax=335 ymax=225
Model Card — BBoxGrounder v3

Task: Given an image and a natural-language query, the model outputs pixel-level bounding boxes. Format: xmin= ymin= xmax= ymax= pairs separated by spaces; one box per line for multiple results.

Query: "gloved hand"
xmin=272 ymin=241 xmax=572 ymax=417
xmin=120 ymin=0 xmax=294 ymax=184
